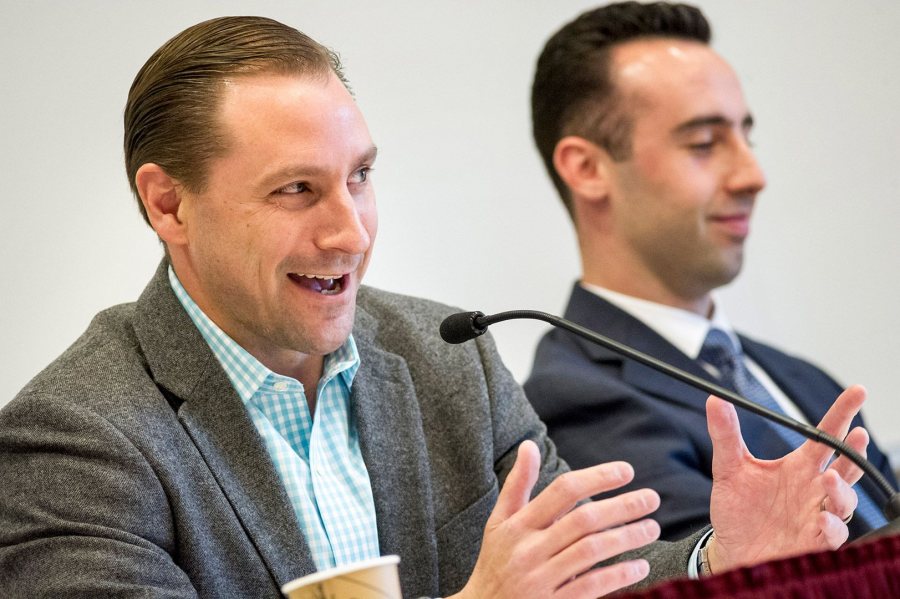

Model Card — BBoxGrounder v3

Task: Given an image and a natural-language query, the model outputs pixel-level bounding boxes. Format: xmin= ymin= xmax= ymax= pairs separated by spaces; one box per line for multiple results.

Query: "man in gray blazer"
xmin=0 ymin=15 xmax=869 ymax=599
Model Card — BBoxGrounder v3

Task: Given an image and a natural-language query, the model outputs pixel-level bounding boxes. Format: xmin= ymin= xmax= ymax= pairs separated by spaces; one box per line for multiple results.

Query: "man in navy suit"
xmin=524 ymin=1 xmax=896 ymax=542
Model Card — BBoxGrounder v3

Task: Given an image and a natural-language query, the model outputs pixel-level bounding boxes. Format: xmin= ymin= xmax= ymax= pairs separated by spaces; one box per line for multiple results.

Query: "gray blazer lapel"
xmin=352 ymin=306 xmax=439 ymax=598
xmin=174 ymin=375 xmax=316 ymax=586
xmin=133 ymin=261 xmax=314 ymax=587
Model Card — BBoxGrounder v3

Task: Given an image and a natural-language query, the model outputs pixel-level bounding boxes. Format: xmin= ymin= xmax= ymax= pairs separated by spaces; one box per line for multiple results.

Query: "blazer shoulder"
xmin=7 ymin=301 xmax=163 ymax=418
xmin=354 ymin=285 xmax=466 ymax=352
xmin=353 ymin=286 xmax=512 ymax=400
xmin=357 ymin=285 xmax=459 ymax=328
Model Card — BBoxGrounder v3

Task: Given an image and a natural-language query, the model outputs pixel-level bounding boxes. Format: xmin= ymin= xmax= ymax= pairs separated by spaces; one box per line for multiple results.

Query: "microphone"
xmin=439 ymin=311 xmax=491 ymax=344
xmin=440 ymin=308 xmax=900 ymax=536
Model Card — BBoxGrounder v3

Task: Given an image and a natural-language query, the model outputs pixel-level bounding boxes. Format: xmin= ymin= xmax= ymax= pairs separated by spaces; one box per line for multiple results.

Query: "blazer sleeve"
xmin=471 ymin=330 xmax=569 ymax=495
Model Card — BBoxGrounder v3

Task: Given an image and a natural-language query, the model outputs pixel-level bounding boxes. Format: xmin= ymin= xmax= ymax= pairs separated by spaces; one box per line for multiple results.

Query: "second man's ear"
xmin=552 ymin=135 xmax=612 ymax=203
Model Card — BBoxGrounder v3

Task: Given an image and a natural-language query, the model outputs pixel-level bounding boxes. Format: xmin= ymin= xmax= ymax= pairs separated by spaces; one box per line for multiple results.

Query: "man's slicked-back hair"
xmin=531 ymin=2 xmax=710 ymax=218
xmin=124 ymin=16 xmax=347 ymax=224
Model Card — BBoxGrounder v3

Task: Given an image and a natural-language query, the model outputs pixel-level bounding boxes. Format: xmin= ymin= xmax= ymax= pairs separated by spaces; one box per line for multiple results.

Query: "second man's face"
xmin=174 ymin=72 xmax=378 ymax=367
xmin=603 ymin=39 xmax=767 ymax=302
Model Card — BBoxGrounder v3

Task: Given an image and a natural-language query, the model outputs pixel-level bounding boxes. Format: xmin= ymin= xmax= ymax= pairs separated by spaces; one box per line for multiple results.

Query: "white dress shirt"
xmin=580 ymin=284 xmax=811 ymax=426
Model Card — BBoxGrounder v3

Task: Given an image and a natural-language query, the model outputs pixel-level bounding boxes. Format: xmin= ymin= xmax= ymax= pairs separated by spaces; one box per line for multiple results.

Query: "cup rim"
xmin=281 ymin=554 xmax=401 ymax=594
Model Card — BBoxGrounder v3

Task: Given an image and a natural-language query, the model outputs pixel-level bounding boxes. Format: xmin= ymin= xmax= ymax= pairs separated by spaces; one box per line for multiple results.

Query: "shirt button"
xmin=274 ymin=381 xmax=288 ymax=391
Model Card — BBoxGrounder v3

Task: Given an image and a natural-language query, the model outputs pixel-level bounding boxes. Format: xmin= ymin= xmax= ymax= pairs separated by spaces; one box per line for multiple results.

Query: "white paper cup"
xmin=281 ymin=555 xmax=402 ymax=599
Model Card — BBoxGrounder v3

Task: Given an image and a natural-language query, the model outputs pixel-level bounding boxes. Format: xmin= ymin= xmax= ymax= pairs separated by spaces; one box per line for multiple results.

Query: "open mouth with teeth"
xmin=287 ymin=273 xmax=348 ymax=295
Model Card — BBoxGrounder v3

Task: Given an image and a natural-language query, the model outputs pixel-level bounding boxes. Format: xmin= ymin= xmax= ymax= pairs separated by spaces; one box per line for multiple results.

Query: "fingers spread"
xmin=555 ymin=559 xmax=650 ymax=599
xmin=549 ymin=489 xmax=660 ymax=552
xmin=816 ymin=509 xmax=850 ymax=550
xmin=551 ymin=518 xmax=659 ymax=593
xmin=810 ymin=385 xmax=866 ymax=465
xmin=518 ymin=462 xmax=635 ymax=529
xmin=491 ymin=440 xmax=541 ymax=523
xmin=707 ymin=396 xmax=749 ymax=479
xmin=821 ymin=469 xmax=858 ymax=523
xmin=828 ymin=427 xmax=868 ymax=486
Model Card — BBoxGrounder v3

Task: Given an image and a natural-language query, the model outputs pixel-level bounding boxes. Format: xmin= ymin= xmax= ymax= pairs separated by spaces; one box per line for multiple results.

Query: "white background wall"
xmin=3 ymin=1 xmax=899 ymax=459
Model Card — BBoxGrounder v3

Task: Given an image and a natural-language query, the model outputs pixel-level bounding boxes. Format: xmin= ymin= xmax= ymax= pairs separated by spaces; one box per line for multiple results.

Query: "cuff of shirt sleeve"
xmin=687 ymin=528 xmax=715 ymax=579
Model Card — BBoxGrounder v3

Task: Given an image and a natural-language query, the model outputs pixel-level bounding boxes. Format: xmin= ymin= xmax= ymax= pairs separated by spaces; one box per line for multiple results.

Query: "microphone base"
xmin=853 ymin=517 xmax=900 ymax=543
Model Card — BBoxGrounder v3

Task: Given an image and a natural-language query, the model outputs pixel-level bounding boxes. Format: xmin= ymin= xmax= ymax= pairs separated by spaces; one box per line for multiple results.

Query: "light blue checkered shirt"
xmin=168 ymin=268 xmax=380 ymax=570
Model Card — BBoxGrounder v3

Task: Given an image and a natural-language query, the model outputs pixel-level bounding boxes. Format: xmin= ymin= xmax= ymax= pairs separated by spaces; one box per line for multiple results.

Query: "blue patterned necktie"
xmin=699 ymin=327 xmax=886 ymax=529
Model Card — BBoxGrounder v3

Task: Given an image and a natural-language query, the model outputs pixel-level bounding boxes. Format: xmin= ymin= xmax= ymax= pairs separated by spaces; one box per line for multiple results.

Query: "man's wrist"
xmin=687 ymin=527 xmax=715 ymax=579
xmin=698 ymin=531 xmax=715 ymax=576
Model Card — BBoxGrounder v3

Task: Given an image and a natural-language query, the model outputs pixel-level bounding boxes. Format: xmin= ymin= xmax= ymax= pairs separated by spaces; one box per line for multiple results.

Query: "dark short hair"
xmin=531 ymin=2 xmax=711 ymax=217
xmin=124 ymin=16 xmax=346 ymax=224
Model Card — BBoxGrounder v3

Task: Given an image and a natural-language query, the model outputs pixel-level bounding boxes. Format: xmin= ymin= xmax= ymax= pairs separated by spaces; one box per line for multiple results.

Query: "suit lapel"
xmin=741 ymin=336 xmax=830 ymax=423
xmin=565 ymin=285 xmax=712 ymax=415
xmin=133 ymin=261 xmax=314 ymax=587
xmin=351 ymin=305 xmax=439 ymax=598
xmin=564 ymin=285 xmax=790 ymax=456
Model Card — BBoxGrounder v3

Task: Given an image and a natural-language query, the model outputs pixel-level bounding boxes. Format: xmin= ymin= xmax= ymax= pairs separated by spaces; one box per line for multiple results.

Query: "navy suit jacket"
xmin=524 ymin=284 xmax=896 ymax=541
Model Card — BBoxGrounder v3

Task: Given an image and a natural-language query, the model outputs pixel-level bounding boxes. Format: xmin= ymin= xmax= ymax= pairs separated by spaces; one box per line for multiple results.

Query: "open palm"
xmin=705 ymin=385 xmax=868 ymax=571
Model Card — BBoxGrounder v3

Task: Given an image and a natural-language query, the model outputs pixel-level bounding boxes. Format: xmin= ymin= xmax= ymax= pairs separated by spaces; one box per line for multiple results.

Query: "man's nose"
xmin=727 ymin=139 xmax=767 ymax=197
xmin=315 ymin=188 xmax=372 ymax=255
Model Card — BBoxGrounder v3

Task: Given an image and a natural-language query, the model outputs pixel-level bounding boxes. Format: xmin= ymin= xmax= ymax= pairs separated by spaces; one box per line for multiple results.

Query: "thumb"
xmin=707 ymin=396 xmax=748 ymax=480
xmin=490 ymin=440 xmax=541 ymax=523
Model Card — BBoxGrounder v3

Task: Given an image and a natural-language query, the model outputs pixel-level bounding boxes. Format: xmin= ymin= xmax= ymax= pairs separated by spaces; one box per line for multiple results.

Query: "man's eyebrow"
xmin=257 ymin=145 xmax=379 ymax=188
xmin=673 ymin=114 xmax=755 ymax=134
xmin=359 ymin=145 xmax=378 ymax=166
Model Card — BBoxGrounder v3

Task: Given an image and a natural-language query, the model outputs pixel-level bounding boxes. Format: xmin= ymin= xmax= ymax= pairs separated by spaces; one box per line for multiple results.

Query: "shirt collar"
xmin=580 ymin=282 xmax=739 ymax=359
xmin=168 ymin=266 xmax=359 ymax=403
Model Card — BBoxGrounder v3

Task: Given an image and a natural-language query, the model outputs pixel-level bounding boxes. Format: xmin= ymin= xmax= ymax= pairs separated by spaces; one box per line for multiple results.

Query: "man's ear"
xmin=135 ymin=163 xmax=188 ymax=246
xmin=552 ymin=136 xmax=611 ymax=203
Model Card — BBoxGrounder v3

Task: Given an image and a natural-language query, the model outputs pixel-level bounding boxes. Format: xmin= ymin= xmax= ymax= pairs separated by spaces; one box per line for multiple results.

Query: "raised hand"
xmin=705 ymin=385 xmax=869 ymax=572
xmin=451 ymin=440 xmax=660 ymax=599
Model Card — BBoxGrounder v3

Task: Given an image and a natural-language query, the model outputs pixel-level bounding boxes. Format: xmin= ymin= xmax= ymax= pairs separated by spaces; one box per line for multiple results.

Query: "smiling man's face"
xmin=171 ymin=71 xmax=378 ymax=369
xmin=602 ymin=38 xmax=767 ymax=305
